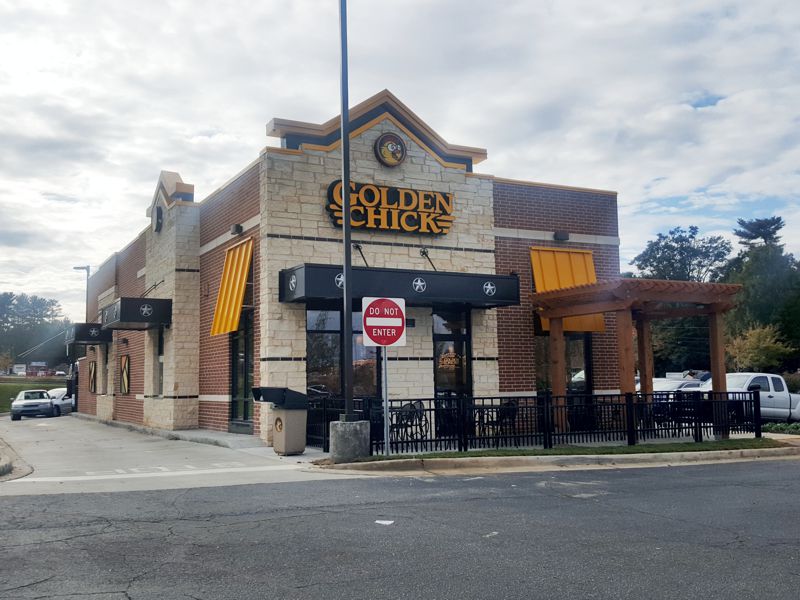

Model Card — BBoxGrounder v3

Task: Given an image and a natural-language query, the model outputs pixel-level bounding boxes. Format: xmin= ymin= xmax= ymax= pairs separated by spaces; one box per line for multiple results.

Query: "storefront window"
xmin=306 ymin=308 xmax=378 ymax=399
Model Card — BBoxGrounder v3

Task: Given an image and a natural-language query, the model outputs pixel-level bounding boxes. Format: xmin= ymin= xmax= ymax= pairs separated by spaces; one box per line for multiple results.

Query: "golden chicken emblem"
xmin=374 ymin=132 xmax=406 ymax=167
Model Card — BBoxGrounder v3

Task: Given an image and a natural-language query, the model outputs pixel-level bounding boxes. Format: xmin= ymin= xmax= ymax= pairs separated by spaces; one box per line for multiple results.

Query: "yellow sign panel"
xmin=327 ymin=180 xmax=454 ymax=235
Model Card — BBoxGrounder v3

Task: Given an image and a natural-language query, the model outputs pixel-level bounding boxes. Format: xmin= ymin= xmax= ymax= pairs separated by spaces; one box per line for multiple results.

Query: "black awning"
xmin=65 ymin=323 xmax=113 ymax=345
xmin=279 ymin=264 xmax=519 ymax=308
xmin=101 ymin=298 xmax=172 ymax=330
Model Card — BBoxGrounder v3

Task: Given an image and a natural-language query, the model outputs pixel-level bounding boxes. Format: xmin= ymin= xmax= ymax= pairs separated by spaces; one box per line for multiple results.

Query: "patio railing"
xmin=307 ymin=391 xmax=762 ymax=455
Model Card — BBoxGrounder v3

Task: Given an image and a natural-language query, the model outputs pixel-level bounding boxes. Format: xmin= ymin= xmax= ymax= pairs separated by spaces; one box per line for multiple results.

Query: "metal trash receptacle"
xmin=254 ymin=387 xmax=308 ymax=456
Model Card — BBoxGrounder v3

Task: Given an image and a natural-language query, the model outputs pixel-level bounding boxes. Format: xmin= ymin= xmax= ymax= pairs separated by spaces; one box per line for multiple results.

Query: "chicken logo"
xmin=374 ymin=132 xmax=406 ymax=167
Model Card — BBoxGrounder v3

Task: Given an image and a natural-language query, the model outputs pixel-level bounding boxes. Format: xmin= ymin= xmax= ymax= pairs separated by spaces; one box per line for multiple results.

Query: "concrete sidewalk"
xmin=67 ymin=412 xmax=800 ymax=476
xmin=69 ymin=412 xmax=330 ymax=464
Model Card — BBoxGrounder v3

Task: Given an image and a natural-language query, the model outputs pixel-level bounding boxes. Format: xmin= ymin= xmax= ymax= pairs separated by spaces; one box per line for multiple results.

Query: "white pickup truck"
xmin=702 ymin=373 xmax=800 ymax=422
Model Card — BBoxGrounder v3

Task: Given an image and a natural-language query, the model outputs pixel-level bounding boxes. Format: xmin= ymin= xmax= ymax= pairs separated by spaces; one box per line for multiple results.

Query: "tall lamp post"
xmin=73 ymin=265 xmax=90 ymax=322
xmin=339 ymin=0 xmax=355 ymax=422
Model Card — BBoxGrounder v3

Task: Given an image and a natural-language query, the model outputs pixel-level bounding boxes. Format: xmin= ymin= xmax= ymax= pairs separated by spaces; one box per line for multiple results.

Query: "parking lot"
xmin=0 ymin=414 xmax=358 ymax=496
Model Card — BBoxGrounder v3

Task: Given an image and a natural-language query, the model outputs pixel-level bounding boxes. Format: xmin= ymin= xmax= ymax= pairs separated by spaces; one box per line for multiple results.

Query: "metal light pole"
xmin=339 ymin=0 xmax=355 ymax=421
xmin=73 ymin=265 xmax=90 ymax=322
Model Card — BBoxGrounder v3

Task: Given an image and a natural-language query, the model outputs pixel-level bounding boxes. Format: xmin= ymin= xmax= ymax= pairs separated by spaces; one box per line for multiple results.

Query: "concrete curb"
xmin=325 ymin=446 xmax=800 ymax=473
xmin=69 ymin=412 xmax=265 ymax=449
xmin=0 ymin=454 xmax=11 ymax=477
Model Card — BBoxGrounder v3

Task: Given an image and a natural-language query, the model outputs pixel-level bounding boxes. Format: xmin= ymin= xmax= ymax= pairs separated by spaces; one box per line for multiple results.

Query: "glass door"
xmin=432 ymin=309 xmax=472 ymax=398
xmin=230 ymin=310 xmax=254 ymax=434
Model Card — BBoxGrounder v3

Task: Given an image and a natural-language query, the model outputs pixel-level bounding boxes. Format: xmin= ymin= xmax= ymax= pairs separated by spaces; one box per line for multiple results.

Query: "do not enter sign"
xmin=362 ymin=297 xmax=406 ymax=347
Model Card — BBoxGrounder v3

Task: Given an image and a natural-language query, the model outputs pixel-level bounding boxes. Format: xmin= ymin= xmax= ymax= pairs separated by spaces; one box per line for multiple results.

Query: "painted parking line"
xmin=11 ymin=464 xmax=303 ymax=483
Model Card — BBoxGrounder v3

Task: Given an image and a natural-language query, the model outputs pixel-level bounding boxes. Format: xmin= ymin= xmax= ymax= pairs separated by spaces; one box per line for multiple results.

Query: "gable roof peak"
xmin=266 ymin=89 xmax=487 ymax=170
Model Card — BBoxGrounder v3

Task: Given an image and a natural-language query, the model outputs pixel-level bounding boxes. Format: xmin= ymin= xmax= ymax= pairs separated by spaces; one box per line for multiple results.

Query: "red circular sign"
xmin=363 ymin=298 xmax=406 ymax=346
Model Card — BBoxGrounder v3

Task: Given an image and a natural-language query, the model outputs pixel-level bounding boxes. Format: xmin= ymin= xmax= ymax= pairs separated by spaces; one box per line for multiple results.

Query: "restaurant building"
xmin=68 ymin=90 xmax=620 ymax=444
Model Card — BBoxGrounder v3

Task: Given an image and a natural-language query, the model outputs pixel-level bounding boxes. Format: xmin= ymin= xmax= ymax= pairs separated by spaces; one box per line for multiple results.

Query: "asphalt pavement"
xmin=2 ymin=460 xmax=800 ymax=599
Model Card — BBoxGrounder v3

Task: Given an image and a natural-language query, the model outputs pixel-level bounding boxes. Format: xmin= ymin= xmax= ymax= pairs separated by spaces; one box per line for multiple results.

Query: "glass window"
xmin=307 ymin=332 xmax=342 ymax=397
xmin=352 ymin=334 xmax=377 ymax=397
xmin=307 ymin=310 xmax=340 ymax=331
xmin=433 ymin=312 xmax=466 ymax=335
xmin=751 ymin=376 xmax=769 ymax=391
xmin=771 ymin=377 xmax=785 ymax=392
xmin=306 ymin=308 xmax=377 ymax=398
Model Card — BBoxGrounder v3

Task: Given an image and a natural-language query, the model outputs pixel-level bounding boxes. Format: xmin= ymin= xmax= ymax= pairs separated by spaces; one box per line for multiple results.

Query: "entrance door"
xmin=432 ymin=309 xmax=472 ymax=398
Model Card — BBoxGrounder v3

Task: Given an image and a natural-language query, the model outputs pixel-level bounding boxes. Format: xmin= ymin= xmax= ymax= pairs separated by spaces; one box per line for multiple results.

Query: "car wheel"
xmin=11 ymin=414 xmax=21 ymax=421
xmin=52 ymin=405 xmax=61 ymax=417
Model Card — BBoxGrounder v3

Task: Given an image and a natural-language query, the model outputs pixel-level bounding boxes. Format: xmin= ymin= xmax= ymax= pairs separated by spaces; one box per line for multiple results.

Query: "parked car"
xmin=47 ymin=388 xmax=73 ymax=415
xmin=636 ymin=378 xmax=704 ymax=393
xmin=640 ymin=378 xmax=705 ymax=424
xmin=10 ymin=389 xmax=66 ymax=421
xmin=701 ymin=373 xmax=800 ymax=422
xmin=54 ymin=370 xmax=67 ymax=377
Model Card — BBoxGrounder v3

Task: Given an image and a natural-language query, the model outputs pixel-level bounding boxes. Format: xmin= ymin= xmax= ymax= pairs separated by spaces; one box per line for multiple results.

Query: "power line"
xmin=17 ymin=328 xmax=68 ymax=359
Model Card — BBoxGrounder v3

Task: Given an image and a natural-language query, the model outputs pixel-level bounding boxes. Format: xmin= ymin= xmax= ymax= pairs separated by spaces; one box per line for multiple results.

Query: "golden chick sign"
xmin=326 ymin=180 xmax=455 ymax=235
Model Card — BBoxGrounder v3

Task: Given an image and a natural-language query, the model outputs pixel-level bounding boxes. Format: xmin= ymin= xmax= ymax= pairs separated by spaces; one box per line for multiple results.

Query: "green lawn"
xmin=357 ymin=437 xmax=785 ymax=461
xmin=0 ymin=377 xmax=68 ymax=413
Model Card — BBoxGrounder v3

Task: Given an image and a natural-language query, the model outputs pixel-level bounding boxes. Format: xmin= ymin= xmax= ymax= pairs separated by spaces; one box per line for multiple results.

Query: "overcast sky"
xmin=1 ymin=0 xmax=798 ymax=322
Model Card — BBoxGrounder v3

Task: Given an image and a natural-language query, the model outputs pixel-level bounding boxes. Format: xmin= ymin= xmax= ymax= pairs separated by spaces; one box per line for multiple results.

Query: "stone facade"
xmin=142 ymin=190 xmax=201 ymax=430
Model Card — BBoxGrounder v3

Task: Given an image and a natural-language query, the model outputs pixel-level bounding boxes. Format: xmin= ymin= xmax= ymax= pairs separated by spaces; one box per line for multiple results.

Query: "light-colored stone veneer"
xmin=96 ymin=395 xmax=114 ymax=421
xmin=143 ymin=397 xmax=199 ymax=430
xmin=257 ymin=117 xmax=501 ymax=445
xmin=142 ymin=190 xmax=201 ymax=430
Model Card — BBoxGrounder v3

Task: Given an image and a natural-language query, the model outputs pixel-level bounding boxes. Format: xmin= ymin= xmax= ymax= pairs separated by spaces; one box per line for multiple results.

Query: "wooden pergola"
xmin=530 ymin=278 xmax=743 ymax=397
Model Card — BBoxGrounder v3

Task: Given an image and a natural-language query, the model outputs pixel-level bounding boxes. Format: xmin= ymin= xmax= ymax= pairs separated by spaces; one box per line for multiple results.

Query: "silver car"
xmin=9 ymin=389 xmax=71 ymax=421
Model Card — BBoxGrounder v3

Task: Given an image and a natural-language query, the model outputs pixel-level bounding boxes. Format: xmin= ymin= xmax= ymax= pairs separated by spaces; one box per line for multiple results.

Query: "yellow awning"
xmin=529 ymin=247 xmax=605 ymax=332
xmin=210 ymin=238 xmax=254 ymax=336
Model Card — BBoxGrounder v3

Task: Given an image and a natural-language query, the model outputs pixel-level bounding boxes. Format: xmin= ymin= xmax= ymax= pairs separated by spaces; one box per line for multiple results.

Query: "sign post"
xmin=362 ymin=297 xmax=406 ymax=456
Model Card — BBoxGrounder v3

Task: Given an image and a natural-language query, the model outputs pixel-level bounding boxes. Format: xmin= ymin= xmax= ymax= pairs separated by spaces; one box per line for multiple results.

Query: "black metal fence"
xmin=307 ymin=391 xmax=762 ymax=455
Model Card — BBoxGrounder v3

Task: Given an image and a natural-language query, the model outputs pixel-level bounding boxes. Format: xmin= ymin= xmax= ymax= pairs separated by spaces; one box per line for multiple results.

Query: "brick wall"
xmin=493 ymin=181 xmax=621 ymax=393
xmin=199 ymin=163 xmax=260 ymax=246
xmin=113 ymin=234 xmax=146 ymax=424
xmin=86 ymin=257 xmax=116 ymax=322
xmin=494 ymin=180 xmax=618 ymax=237
xmin=198 ymin=401 xmax=229 ymax=431
xmin=198 ymin=167 xmax=262 ymax=431
xmin=77 ymin=357 xmax=96 ymax=416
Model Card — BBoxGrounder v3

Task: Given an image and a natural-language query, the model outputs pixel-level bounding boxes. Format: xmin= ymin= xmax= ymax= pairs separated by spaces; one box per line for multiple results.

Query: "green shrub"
xmin=762 ymin=422 xmax=800 ymax=434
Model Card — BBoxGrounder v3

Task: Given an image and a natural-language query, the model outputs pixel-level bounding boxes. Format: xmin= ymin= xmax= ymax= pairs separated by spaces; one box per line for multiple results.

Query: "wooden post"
xmin=636 ymin=318 xmax=654 ymax=397
xmin=708 ymin=309 xmax=727 ymax=393
xmin=549 ymin=317 xmax=567 ymax=432
xmin=616 ymin=309 xmax=635 ymax=395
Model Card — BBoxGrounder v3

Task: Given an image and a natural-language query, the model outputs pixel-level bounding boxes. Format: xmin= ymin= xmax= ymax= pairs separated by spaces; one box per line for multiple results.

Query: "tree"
xmin=727 ymin=325 xmax=795 ymax=372
xmin=0 ymin=292 xmax=69 ymax=367
xmin=733 ymin=216 xmax=785 ymax=248
xmin=724 ymin=245 xmax=799 ymax=332
xmin=630 ymin=226 xmax=732 ymax=282
xmin=776 ymin=284 xmax=800 ymax=371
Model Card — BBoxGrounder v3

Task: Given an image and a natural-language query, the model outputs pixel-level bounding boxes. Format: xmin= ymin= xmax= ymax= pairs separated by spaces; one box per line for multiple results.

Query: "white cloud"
xmin=0 ymin=0 xmax=798 ymax=320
